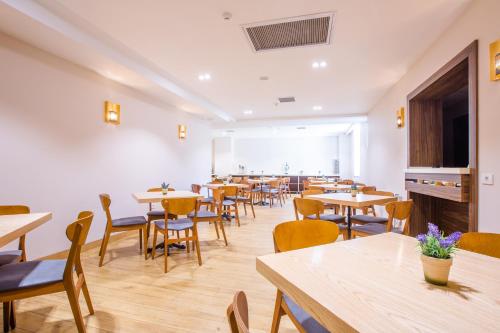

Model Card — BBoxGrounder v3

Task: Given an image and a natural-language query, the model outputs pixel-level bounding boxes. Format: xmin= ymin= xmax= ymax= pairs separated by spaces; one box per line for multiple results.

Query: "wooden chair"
xmin=303 ymin=179 xmax=310 ymax=190
xmin=236 ymin=185 xmax=256 ymax=218
xmin=350 ymin=190 xmax=394 ymax=222
xmin=0 ymin=206 xmax=30 ymax=332
xmin=301 ymin=189 xmax=339 ymax=213
xmin=338 ymin=179 xmax=354 ymax=185
xmin=188 ymin=189 xmax=228 ymax=246
xmin=293 ymin=197 xmax=345 ymax=227
xmin=0 ymin=212 xmax=94 ymax=333
xmin=271 ymin=220 xmax=338 ymax=333
xmin=191 ymin=184 xmax=212 ymax=210
xmin=98 ymin=194 xmax=148 ymax=266
xmin=458 ymin=232 xmax=500 ymax=258
xmin=227 ymin=291 xmax=250 ymax=333
xmin=221 ymin=186 xmax=241 ymax=226
xmin=262 ymin=180 xmax=283 ymax=208
xmin=280 ymin=177 xmax=291 ymax=199
xmin=151 ymin=197 xmax=202 ymax=273
xmin=350 ymin=200 xmax=413 ymax=239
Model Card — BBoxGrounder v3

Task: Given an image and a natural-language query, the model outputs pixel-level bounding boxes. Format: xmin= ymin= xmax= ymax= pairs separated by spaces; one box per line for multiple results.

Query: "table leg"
xmin=347 ymin=206 xmax=352 ymax=239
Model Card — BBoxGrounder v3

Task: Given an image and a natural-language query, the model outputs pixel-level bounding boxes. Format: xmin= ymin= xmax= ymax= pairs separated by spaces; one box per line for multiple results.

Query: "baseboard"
xmin=38 ymin=230 xmax=135 ymax=260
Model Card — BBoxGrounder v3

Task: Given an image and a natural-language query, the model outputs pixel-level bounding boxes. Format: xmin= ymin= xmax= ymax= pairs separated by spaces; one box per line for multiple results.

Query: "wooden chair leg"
xmin=9 ymin=301 xmax=15 ymax=330
xmin=214 ymin=221 xmax=220 ymax=239
xmin=80 ymin=277 xmax=94 ymax=315
xmin=98 ymin=231 xmax=111 ymax=267
xmin=3 ymin=302 xmax=10 ymax=333
xmin=234 ymin=204 xmax=240 ymax=227
xmin=164 ymin=237 xmax=168 ymax=273
xmin=219 ymin=220 xmax=228 ymax=246
xmin=185 ymin=229 xmax=190 ymax=253
xmin=143 ymin=226 xmax=148 ymax=260
xmin=270 ymin=290 xmax=284 ymax=333
xmin=19 ymin=235 xmax=26 ymax=262
xmin=243 ymin=202 xmax=247 ymax=216
xmin=151 ymin=226 xmax=158 ymax=259
xmin=250 ymin=201 xmax=255 ymax=218
xmin=139 ymin=229 xmax=143 ymax=254
xmin=65 ymin=284 xmax=86 ymax=333
xmin=193 ymin=225 xmax=202 ymax=266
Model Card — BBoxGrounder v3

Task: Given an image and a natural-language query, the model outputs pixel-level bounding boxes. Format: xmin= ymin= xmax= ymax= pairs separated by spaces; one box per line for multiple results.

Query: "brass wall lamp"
xmin=396 ymin=107 xmax=405 ymax=128
xmin=104 ymin=101 xmax=120 ymax=125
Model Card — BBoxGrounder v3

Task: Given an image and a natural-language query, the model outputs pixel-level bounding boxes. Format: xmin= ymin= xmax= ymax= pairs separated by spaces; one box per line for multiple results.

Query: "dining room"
xmin=0 ymin=0 xmax=499 ymax=332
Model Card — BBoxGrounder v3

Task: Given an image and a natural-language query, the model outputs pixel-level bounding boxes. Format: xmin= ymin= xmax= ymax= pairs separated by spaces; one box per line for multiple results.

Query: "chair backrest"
xmin=273 ymin=220 xmax=339 ymax=253
xmin=364 ymin=190 xmax=394 ymax=197
xmin=293 ymin=198 xmax=324 ymax=220
xmin=98 ymin=194 xmax=113 ymax=227
xmin=0 ymin=205 xmax=30 ymax=215
xmin=232 ymin=177 xmax=242 ymax=183
xmin=268 ymin=180 xmax=281 ymax=189
xmin=300 ymin=189 xmax=323 ymax=198
xmin=191 ymin=184 xmax=202 ymax=194
xmin=303 ymin=179 xmax=310 ymax=189
xmin=227 ymin=291 xmax=250 ymax=333
xmin=64 ymin=211 xmax=93 ymax=278
xmin=385 ymin=200 xmax=413 ymax=234
xmin=361 ymin=186 xmax=377 ymax=193
xmin=224 ymin=185 xmax=238 ymax=197
xmin=458 ymin=232 xmax=500 ymax=258
xmin=210 ymin=179 xmax=224 ymax=184
xmin=161 ymin=197 xmax=198 ymax=217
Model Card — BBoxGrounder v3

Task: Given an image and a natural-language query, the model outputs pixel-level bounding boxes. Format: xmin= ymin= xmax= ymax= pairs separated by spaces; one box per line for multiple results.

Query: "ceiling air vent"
xmin=242 ymin=12 xmax=334 ymax=52
xmin=278 ymin=97 xmax=296 ymax=103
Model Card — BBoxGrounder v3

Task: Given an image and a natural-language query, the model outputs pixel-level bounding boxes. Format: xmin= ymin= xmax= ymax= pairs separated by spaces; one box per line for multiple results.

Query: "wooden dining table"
xmin=257 ymin=232 xmax=500 ymax=333
xmin=309 ymin=183 xmax=353 ymax=191
xmin=307 ymin=193 xmax=396 ymax=238
xmin=132 ymin=190 xmax=203 ymax=204
xmin=0 ymin=212 xmax=52 ymax=248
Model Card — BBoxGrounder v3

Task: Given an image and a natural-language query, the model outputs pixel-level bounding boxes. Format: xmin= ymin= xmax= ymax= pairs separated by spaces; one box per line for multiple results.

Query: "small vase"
xmin=420 ymin=254 xmax=453 ymax=286
xmin=351 ymin=190 xmax=358 ymax=197
xmin=161 ymin=188 xmax=168 ymax=195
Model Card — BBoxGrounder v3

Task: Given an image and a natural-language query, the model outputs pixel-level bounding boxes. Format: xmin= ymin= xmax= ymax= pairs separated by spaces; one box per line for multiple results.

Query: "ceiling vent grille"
xmin=242 ymin=12 xmax=334 ymax=52
xmin=278 ymin=97 xmax=296 ymax=103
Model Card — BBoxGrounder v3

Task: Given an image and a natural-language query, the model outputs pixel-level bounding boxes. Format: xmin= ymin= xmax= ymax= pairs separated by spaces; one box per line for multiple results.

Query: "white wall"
xmin=365 ymin=0 xmax=500 ymax=232
xmin=0 ymin=33 xmax=212 ymax=258
xmin=214 ymin=136 xmax=340 ymax=176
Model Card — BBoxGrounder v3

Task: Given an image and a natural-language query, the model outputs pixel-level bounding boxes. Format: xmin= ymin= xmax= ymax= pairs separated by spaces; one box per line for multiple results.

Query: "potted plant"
xmin=417 ymin=223 xmax=462 ymax=286
xmin=161 ymin=182 xmax=169 ymax=195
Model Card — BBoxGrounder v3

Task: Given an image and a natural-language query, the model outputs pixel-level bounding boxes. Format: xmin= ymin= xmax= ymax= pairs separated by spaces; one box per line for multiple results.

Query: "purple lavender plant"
xmin=417 ymin=223 xmax=462 ymax=259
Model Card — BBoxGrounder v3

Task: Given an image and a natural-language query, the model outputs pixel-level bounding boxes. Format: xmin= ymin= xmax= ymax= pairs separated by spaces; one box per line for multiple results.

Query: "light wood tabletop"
xmin=257 ymin=232 xmax=500 ymax=333
xmin=203 ymin=183 xmax=249 ymax=189
xmin=132 ymin=191 xmax=203 ymax=204
xmin=247 ymin=178 xmax=279 ymax=184
xmin=309 ymin=184 xmax=353 ymax=191
xmin=0 ymin=212 xmax=52 ymax=248
xmin=307 ymin=193 xmax=395 ymax=208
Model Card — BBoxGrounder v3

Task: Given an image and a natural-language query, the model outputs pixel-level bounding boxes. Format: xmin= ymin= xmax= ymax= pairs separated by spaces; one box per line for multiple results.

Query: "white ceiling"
xmin=213 ymin=123 xmax=353 ymax=139
xmin=0 ymin=0 xmax=470 ymax=123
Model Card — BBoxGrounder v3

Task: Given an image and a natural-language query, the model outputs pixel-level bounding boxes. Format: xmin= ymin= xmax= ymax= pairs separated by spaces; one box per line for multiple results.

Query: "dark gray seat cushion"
xmin=263 ymin=189 xmax=279 ymax=193
xmin=222 ymin=200 xmax=236 ymax=206
xmin=0 ymin=260 xmax=66 ymax=292
xmin=147 ymin=210 xmax=165 ymax=217
xmin=155 ymin=218 xmax=193 ymax=231
xmin=307 ymin=214 xmax=345 ymax=224
xmin=351 ymin=215 xmax=388 ymax=224
xmin=188 ymin=211 xmax=218 ymax=219
xmin=283 ymin=295 xmax=329 ymax=333
xmin=351 ymin=223 xmax=402 ymax=235
xmin=0 ymin=250 xmax=23 ymax=266
xmin=225 ymin=196 xmax=245 ymax=201
xmin=112 ymin=216 xmax=147 ymax=227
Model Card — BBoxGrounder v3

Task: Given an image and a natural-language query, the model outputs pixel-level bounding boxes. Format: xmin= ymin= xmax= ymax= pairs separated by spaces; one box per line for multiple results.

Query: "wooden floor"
xmin=9 ymin=198 xmax=302 ymax=332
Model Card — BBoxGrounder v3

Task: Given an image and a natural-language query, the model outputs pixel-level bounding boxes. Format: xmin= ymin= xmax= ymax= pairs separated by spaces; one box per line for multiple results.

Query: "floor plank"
xmin=8 ymin=197 xmax=301 ymax=332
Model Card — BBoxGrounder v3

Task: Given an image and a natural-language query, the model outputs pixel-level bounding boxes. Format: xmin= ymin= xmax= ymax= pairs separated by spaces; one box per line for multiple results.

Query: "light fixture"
xmin=312 ymin=61 xmax=327 ymax=69
xmin=396 ymin=107 xmax=405 ymax=128
xmin=178 ymin=124 xmax=187 ymax=140
xmin=490 ymin=40 xmax=500 ymax=81
xmin=313 ymin=105 xmax=323 ymax=111
xmin=104 ymin=101 xmax=120 ymax=125
xmin=198 ymin=73 xmax=211 ymax=81
xmin=243 ymin=110 xmax=253 ymax=115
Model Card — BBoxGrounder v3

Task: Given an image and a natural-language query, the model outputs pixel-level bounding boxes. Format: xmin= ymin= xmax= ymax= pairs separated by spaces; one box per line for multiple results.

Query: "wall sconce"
xmin=178 ymin=124 xmax=187 ymax=140
xmin=104 ymin=101 xmax=120 ymax=125
xmin=490 ymin=40 xmax=500 ymax=81
xmin=396 ymin=107 xmax=405 ymax=128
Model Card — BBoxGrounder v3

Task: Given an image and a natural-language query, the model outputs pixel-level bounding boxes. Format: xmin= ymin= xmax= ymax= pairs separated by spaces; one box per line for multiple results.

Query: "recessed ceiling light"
xmin=259 ymin=76 xmax=269 ymax=81
xmin=198 ymin=73 xmax=211 ymax=81
xmin=313 ymin=105 xmax=323 ymax=111
xmin=296 ymin=126 xmax=307 ymax=130
xmin=312 ymin=61 xmax=327 ymax=69
xmin=243 ymin=110 xmax=253 ymax=115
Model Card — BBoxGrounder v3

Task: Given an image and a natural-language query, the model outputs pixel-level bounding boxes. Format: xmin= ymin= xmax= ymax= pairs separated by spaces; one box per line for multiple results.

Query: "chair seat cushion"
xmin=263 ymin=189 xmax=279 ymax=193
xmin=351 ymin=215 xmax=388 ymax=224
xmin=188 ymin=211 xmax=218 ymax=219
xmin=307 ymin=214 xmax=345 ymax=224
xmin=155 ymin=218 xmax=193 ymax=231
xmin=351 ymin=223 xmax=401 ymax=235
xmin=283 ymin=295 xmax=329 ymax=333
xmin=225 ymin=196 xmax=245 ymax=201
xmin=0 ymin=260 xmax=66 ymax=292
xmin=0 ymin=250 xmax=23 ymax=266
xmin=112 ymin=216 xmax=147 ymax=227
xmin=147 ymin=210 xmax=164 ymax=217
xmin=222 ymin=200 xmax=236 ymax=206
